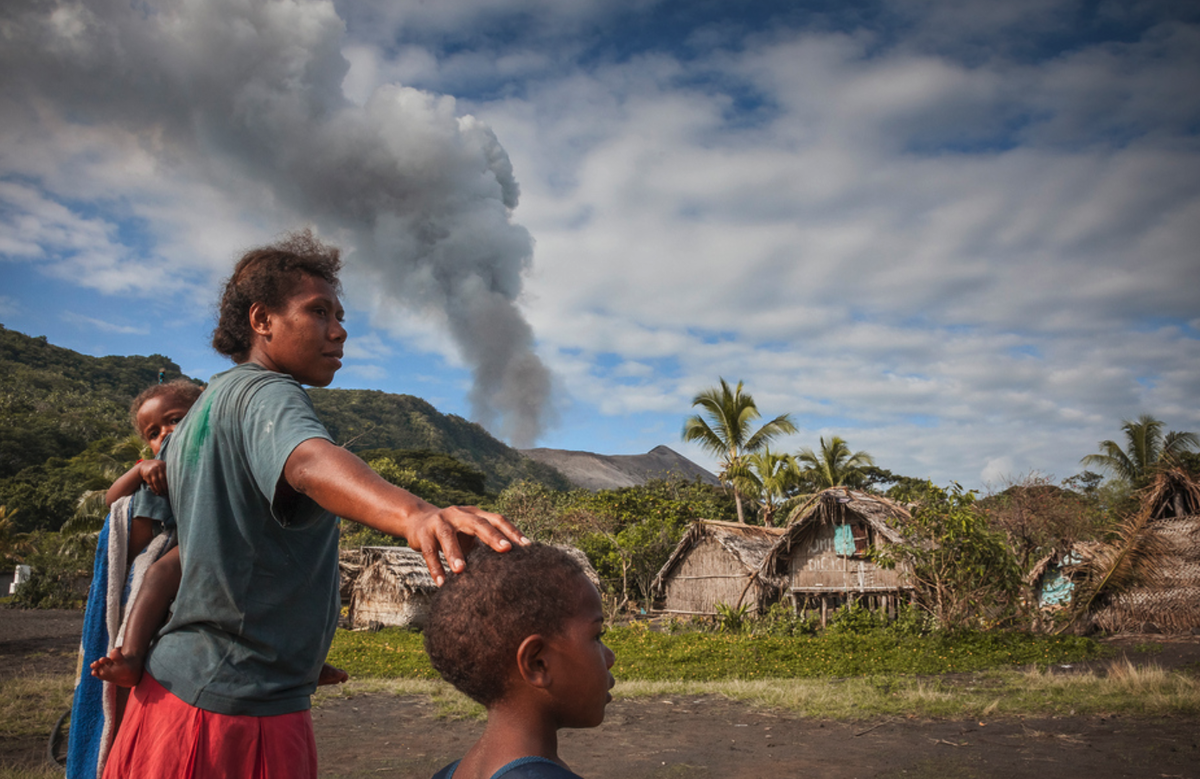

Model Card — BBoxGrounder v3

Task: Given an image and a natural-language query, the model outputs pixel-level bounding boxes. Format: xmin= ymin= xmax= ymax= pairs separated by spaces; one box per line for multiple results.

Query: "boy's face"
xmin=545 ymin=575 xmax=616 ymax=729
xmin=137 ymin=394 xmax=193 ymax=455
xmin=252 ymin=273 xmax=346 ymax=387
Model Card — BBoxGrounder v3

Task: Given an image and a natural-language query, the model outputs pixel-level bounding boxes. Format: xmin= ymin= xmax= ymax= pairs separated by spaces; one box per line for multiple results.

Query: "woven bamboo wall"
xmin=661 ymin=537 xmax=755 ymax=615
xmin=787 ymin=523 xmax=908 ymax=592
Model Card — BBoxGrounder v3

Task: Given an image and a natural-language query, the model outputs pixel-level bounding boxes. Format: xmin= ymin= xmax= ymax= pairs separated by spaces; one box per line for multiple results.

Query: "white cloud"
xmin=2 ymin=0 xmax=1197 ymax=486
xmin=60 ymin=312 xmax=149 ymax=336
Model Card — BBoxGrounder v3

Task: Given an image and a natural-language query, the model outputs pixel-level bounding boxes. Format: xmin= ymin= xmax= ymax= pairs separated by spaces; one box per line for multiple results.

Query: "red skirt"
xmin=102 ymin=674 xmax=317 ymax=779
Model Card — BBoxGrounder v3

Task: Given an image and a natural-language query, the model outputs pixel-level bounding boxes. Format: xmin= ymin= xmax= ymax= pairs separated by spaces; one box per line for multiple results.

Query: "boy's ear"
xmin=516 ymin=634 xmax=552 ymax=689
xmin=248 ymin=301 xmax=273 ymax=338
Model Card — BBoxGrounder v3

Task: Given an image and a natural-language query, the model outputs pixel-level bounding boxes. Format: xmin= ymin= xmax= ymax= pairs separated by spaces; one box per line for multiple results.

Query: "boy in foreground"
xmin=424 ymin=544 xmax=616 ymax=779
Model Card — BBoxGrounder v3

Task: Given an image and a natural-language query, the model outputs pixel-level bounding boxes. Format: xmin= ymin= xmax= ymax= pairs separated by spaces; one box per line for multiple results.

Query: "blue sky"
xmin=2 ymin=0 xmax=1199 ymax=489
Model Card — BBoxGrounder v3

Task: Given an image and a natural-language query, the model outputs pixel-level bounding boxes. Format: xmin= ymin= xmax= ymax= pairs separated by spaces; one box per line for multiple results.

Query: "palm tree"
xmin=0 ymin=506 xmax=32 ymax=565
xmin=728 ymin=447 xmax=803 ymax=526
xmin=682 ymin=379 xmax=797 ymax=523
xmin=795 ymin=435 xmax=876 ymax=491
xmin=1080 ymin=415 xmax=1199 ymax=488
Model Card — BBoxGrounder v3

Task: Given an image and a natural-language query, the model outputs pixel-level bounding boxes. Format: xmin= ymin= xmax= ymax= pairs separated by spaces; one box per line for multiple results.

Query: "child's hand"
xmin=139 ymin=459 xmax=168 ymax=495
xmin=405 ymin=506 xmax=529 ymax=586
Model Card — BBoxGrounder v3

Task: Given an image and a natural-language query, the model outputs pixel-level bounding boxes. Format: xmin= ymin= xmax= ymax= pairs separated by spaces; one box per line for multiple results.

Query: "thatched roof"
xmin=349 ymin=544 xmax=600 ymax=594
xmin=1088 ymin=467 xmax=1200 ymax=634
xmin=356 ymin=546 xmax=438 ymax=589
xmin=651 ymin=520 xmax=785 ymax=596
xmin=762 ymin=488 xmax=911 ymax=576
xmin=1144 ymin=466 xmax=1200 ymax=520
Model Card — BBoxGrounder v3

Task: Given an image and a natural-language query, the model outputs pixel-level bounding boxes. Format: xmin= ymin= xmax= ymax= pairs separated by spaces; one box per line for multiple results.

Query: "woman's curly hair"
xmin=423 ymin=543 xmax=588 ymax=707
xmin=211 ymin=229 xmax=342 ymax=361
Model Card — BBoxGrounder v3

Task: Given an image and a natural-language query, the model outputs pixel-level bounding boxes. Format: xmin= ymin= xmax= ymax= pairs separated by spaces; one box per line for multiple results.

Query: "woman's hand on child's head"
xmin=139 ymin=459 xmax=169 ymax=495
xmin=405 ymin=505 xmax=529 ymax=586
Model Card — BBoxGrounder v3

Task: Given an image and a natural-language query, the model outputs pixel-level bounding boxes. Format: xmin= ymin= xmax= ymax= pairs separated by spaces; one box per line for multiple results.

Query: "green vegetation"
xmin=682 ymin=378 xmax=797 ymax=524
xmin=326 ymin=623 xmax=1103 ymax=681
xmin=0 ymin=325 xmax=568 ymax=535
xmin=309 ymin=389 xmax=571 ymax=493
xmin=795 ymin=434 xmax=876 ymax=492
xmin=494 ymin=477 xmax=736 ymax=608
xmin=0 ymin=324 xmax=189 ymax=482
xmin=1081 ymin=414 xmax=1199 ymax=490
xmin=875 ymin=482 xmax=1022 ymax=630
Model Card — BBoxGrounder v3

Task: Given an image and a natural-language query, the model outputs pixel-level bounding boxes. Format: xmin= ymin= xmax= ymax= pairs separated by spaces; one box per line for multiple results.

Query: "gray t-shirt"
xmin=144 ymin=363 xmax=338 ymax=716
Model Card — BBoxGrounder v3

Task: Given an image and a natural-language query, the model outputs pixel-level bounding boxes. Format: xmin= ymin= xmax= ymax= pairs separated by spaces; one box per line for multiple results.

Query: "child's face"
xmin=546 ymin=575 xmax=616 ymax=729
xmin=253 ymin=273 xmax=346 ymax=387
xmin=137 ymin=394 xmax=194 ymax=455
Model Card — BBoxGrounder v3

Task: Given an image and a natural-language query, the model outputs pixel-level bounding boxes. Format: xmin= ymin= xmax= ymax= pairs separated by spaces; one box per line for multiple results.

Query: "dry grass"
xmin=0 ymin=674 xmax=74 ymax=741
xmin=610 ymin=661 xmax=1200 ymax=720
xmin=312 ymin=661 xmax=1200 ymax=723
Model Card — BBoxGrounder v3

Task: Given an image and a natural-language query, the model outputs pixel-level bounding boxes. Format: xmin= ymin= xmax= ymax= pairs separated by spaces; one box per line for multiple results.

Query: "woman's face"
xmin=249 ymin=273 xmax=346 ymax=386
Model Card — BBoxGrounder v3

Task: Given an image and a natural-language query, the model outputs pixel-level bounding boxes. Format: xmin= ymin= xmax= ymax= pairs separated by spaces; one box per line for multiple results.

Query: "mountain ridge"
xmin=520 ymin=444 xmax=718 ymax=491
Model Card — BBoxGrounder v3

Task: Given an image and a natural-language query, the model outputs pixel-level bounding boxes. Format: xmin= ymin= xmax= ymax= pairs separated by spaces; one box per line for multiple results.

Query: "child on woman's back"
xmin=91 ymin=380 xmax=348 ymax=688
xmin=424 ymin=543 xmax=616 ymax=779
xmin=104 ymin=380 xmax=202 ymax=551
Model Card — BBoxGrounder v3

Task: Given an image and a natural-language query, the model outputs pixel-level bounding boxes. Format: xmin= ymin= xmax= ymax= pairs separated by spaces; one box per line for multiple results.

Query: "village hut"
xmin=761 ymin=488 xmax=914 ymax=625
xmin=346 ymin=546 xmax=439 ymax=629
xmin=346 ymin=544 xmax=602 ymax=630
xmin=338 ymin=547 xmax=365 ymax=604
xmin=1026 ymin=542 xmax=1102 ymax=613
xmin=651 ymin=520 xmax=786 ymax=616
xmin=1088 ymin=468 xmax=1200 ymax=634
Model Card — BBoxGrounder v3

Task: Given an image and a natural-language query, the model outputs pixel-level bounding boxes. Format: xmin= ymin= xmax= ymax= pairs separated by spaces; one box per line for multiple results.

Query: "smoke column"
xmin=0 ymin=0 xmax=552 ymax=446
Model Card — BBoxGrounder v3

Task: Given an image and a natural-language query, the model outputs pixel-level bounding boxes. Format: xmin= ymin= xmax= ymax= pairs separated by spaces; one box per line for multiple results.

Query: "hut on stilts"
xmin=651 ymin=520 xmax=786 ymax=616
xmin=761 ymin=488 xmax=914 ymax=627
xmin=1087 ymin=467 xmax=1200 ymax=635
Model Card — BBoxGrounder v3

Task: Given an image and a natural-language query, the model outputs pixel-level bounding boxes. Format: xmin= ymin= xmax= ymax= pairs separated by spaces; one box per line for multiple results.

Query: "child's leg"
xmin=92 ymin=547 xmax=181 ymax=687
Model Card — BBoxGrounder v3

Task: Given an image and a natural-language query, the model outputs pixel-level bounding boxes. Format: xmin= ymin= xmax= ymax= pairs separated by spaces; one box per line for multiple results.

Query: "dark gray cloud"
xmin=0 ymin=0 xmax=552 ymax=445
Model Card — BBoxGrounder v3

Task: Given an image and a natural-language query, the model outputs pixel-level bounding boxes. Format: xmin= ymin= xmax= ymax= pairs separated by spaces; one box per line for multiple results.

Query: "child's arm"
xmin=283 ymin=439 xmax=528 ymax=585
xmin=91 ymin=547 xmax=181 ymax=687
xmin=106 ymin=460 xmax=168 ymax=506
xmin=127 ymin=516 xmax=156 ymax=562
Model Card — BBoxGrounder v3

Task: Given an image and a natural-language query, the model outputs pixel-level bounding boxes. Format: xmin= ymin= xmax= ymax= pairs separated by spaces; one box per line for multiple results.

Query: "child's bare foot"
xmin=90 ymin=647 xmax=144 ymax=688
xmin=318 ymin=663 xmax=349 ymax=686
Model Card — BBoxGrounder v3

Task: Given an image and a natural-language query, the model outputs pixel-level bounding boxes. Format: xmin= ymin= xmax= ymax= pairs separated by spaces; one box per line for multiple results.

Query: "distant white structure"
xmin=9 ymin=564 xmax=31 ymax=595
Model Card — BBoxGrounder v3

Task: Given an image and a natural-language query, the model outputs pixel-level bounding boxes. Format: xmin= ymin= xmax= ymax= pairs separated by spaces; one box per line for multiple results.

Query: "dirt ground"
xmin=3 ymin=608 xmax=1199 ymax=778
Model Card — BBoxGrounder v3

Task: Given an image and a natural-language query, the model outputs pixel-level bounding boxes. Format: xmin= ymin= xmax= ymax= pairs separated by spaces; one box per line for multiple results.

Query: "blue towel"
xmin=66 ymin=497 xmax=173 ymax=779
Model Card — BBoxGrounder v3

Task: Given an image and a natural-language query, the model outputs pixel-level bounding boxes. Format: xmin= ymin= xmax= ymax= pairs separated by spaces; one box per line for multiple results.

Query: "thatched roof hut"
xmin=346 ymin=546 xmax=439 ymax=630
xmin=651 ymin=520 xmax=785 ymax=616
xmin=1089 ymin=468 xmax=1200 ymax=634
xmin=345 ymin=544 xmax=602 ymax=630
xmin=761 ymin=488 xmax=914 ymax=622
xmin=1026 ymin=542 xmax=1101 ymax=611
xmin=338 ymin=547 xmax=365 ymax=603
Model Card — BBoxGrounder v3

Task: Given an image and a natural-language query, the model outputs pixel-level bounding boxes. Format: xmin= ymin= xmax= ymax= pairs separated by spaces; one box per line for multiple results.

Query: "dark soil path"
xmin=3 ymin=608 xmax=1198 ymax=778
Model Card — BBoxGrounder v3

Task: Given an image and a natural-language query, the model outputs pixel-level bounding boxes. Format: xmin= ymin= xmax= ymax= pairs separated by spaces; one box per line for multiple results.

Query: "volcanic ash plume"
xmin=0 ymin=0 xmax=553 ymax=446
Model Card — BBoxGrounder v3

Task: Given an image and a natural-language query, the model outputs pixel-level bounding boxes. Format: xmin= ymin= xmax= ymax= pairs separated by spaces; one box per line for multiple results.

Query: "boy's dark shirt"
xmin=431 ymin=757 xmax=585 ymax=779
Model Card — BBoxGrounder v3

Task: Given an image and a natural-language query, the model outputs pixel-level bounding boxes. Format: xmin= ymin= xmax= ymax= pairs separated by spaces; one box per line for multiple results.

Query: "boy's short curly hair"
xmin=129 ymin=379 xmax=205 ymax=438
xmin=424 ymin=543 xmax=588 ymax=707
xmin=211 ymin=229 xmax=343 ymax=361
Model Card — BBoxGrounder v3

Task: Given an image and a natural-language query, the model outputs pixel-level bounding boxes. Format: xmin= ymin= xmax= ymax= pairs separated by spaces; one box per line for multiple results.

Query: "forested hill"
xmin=0 ymin=324 xmax=191 ymax=479
xmin=307 ymin=388 xmax=569 ymax=492
xmin=0 ymin=324 xmax=568 ymax=531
